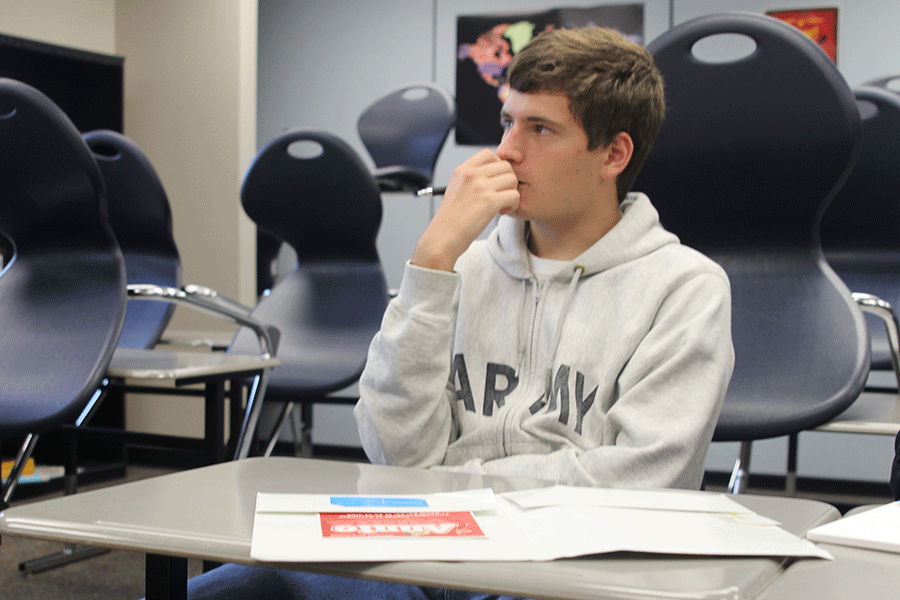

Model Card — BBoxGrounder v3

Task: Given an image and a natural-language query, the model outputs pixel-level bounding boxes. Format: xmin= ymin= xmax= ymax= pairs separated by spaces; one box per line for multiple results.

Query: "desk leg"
xmin=146 ymin=554 xmax=188 ymax=600
xmin=204 ymin=380 xmax=227 ymax=464
xmin=228 ymin=378 xmax=245 ymax=459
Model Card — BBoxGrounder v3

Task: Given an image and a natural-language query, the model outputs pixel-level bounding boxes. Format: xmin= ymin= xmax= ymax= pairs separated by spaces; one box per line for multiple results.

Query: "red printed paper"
xmin=320 ymin=511 xmax=485 ymax=538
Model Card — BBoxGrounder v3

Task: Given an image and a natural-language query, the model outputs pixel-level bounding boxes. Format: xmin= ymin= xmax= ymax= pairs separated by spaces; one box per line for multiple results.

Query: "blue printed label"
xmin=329 ymin=496 xmax=428 ymax=508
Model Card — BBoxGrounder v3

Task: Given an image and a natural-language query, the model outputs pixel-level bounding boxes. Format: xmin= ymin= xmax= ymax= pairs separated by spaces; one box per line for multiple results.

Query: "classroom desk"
xmin=73 ymin=349 xmax=280 ymax=464
xmin=0 ymin=457 xmax=840 ymax=600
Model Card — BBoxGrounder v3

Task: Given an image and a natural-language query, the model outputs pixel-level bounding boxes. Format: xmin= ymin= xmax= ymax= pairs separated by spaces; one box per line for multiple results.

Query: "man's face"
xmin=496 ymin=89 xmax=609 ymax=227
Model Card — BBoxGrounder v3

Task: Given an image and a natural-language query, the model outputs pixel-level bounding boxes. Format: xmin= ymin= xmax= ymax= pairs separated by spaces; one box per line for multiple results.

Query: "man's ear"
xmin=601 ymin=131 xmax=634 ymax=179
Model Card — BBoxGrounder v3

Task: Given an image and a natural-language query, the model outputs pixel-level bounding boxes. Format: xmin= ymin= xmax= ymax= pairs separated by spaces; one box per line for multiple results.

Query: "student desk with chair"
xmin=3 ymin=457 xmax=897 ymax=600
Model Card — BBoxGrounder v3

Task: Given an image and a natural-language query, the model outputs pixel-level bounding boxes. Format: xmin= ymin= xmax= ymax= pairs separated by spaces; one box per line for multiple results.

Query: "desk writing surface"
xmin=108 ymin=348 xmax=279 ymax=381
xmin=814 ymin=390 xmax=900 ymax=435
xmin=0 ymin=458 xmax=838 ymax=600
xmin=755 ymin=542 xmax=900 ymax=599
xmin=865 ymin=369 xmax=898 ymax=391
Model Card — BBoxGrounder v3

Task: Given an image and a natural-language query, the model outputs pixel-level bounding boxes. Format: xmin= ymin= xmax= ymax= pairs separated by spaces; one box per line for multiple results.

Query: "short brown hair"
xmin=506 ymin=27 xmax=665 ymax=201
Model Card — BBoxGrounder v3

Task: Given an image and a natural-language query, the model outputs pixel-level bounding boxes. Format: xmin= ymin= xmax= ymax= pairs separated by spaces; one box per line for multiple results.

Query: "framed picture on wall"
xmin=455 ymin=4 xmax=644 ymax=145
xmin=766 ymin=7 xmax=838 ymax=62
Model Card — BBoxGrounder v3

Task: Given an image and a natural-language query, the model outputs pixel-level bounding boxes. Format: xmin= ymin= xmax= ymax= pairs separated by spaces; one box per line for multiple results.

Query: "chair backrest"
xmin=83 ymin=129 xmax=182 ymax=349
xmin=357 ymin=82 xmax=455 ymax=191
xmin=232 ymin=130 xmax=389 ymax=393
xmin=820 ymin=86 xmax=900 ymax=370
xmin=634 ymin=13 xmax=869 ymax=441
xmin=0 ymin=78 xmax=126 ymax=436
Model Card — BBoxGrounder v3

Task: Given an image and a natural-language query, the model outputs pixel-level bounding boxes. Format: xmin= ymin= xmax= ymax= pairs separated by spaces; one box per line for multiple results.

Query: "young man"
xmin=354 ymin=26 xmax=733 ymax=490
xmin=184 ymin=26 xmax=733 ymax=600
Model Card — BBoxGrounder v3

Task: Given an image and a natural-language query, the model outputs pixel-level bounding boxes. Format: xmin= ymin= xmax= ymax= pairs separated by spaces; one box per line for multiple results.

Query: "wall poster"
xmin=766 ymin=7 xmax=838 ymax=62
xmin=456 ymin=5 xmax=644 ymax=145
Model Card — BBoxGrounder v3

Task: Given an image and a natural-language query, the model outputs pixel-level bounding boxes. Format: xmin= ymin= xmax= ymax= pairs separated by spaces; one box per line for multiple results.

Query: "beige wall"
xmin=116 ymin=0 xmax=258 ymax=334
xmin=0 ymin=0 xmax=116 ymax=53
xmin=115 ymin=0 xmax=257 ymax=436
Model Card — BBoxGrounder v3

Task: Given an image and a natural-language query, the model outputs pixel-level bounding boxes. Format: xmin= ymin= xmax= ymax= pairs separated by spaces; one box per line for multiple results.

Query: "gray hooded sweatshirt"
xmin=355 ymin=193 xmax=734 ymax=490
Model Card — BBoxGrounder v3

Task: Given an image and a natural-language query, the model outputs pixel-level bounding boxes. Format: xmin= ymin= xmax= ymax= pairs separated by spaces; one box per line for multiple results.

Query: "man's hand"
xmin=411 ymin=149 xmax=519 ymax=272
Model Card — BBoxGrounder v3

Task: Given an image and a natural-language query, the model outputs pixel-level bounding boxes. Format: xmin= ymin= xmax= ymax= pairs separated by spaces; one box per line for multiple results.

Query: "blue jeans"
xmin=186 ymin=563 xmax=528 ymax=600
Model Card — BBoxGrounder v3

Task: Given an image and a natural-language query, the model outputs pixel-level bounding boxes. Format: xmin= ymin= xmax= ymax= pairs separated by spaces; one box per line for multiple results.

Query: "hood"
xmin=486 ymin=192 xmax=680 ymax=281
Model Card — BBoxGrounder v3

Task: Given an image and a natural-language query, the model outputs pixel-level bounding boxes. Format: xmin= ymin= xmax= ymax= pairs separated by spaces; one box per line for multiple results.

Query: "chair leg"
xmin=18 ymin=434 xmax=111 ymax=575
xmin=234 ymin=372 xmax=270 ymax=460
xmin=19 ymin=546 xmax=110 ymax=575
xmin=2 ymin=433 xmax=40 ymax=510
xmin=289 ymin=404 xmax=303 ymax=456
xmin=263 ymin=402 xmax=314 ymax=458
xmin=19 ymin=387 xmax=114 ymax=575
xmin=264 ymin=401 xmax=295 ymax=457
xmin=728 ymin=441 xmax=753 ymax=494
xmin=786 ymin=433 xmax=799 ymax=496
xmin=300 ymin=402 xmax=314 ymax=458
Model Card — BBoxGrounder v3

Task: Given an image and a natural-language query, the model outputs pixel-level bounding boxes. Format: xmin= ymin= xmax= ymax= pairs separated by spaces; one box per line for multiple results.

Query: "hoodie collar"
xmin=487 ymin=192 xmax=678 ymax=281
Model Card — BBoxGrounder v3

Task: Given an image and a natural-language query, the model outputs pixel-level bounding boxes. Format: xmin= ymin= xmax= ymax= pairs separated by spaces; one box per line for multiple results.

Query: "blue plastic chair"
xmin=634 ymin=14 xmax=868 ymax=493
xmin=357 ymin=82 xmax=455 ymax=192
xmin=231 ymin=130 xmax=389 ymax=456
xmin=83 ymin=129 xmax=182 ymax=350
xmin=0 ymin=78 xmax=127 ymax=508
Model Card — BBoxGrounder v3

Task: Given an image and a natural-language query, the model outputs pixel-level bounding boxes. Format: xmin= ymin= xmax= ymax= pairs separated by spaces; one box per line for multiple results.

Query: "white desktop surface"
xmin=0 ymin=457 xmax=840 ymax=600
xmin=108 ymin=348 xmax=279 ymax=381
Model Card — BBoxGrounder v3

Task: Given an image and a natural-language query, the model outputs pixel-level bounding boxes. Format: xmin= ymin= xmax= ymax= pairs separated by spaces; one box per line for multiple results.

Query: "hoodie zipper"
xmin=504 ymin=278 xmax=546 ymax=455
xmin=503 ymin=267 xmax=585 ymax=454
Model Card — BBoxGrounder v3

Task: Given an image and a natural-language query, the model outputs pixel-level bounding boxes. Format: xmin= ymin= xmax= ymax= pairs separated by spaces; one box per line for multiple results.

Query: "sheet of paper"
xmin=807 ymin=501 xmax=900 ymax=554
xmin=505 ymin=485 xmax=772 ymax=520
xmin=513 ymin=504 xmax=831 ymax=560
xmin=249 ymin=487 xmax=832 ymax=562
xmin=251 ymin=494 xmax=533 ymax=562
xmin=255 ymin=488 xmax=497 ymax=514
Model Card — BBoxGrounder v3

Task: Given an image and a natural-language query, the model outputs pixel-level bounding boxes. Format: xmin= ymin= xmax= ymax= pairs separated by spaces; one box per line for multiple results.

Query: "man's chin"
xmin=499 ymin=204 xmax=527 ymax=220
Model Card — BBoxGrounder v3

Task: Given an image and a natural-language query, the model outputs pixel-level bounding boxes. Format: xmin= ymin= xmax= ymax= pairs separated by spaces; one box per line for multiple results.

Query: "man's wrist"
xmin=411 ymin=238 xmax=458 ymax=272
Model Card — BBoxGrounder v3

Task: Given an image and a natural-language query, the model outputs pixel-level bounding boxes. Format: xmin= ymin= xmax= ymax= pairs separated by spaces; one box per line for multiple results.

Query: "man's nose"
xmin=496 ymin=130 xmax=522 ymax=164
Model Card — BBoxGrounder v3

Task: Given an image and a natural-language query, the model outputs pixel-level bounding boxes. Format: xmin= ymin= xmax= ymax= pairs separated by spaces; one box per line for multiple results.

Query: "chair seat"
xmin=715 ymin=391 xmax=861 ymax=441
xmin=231 ymin=262 xmax=387 ymax=396
xmin=0 ymin=251 xmax=125 ymax=436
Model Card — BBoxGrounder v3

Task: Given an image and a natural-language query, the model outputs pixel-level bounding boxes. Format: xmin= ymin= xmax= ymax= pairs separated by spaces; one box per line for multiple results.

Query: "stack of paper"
xmin=807 ymin=501 xmax=900 ymax=553
xmin=250 ymin=485 xmax=832 ymax=563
